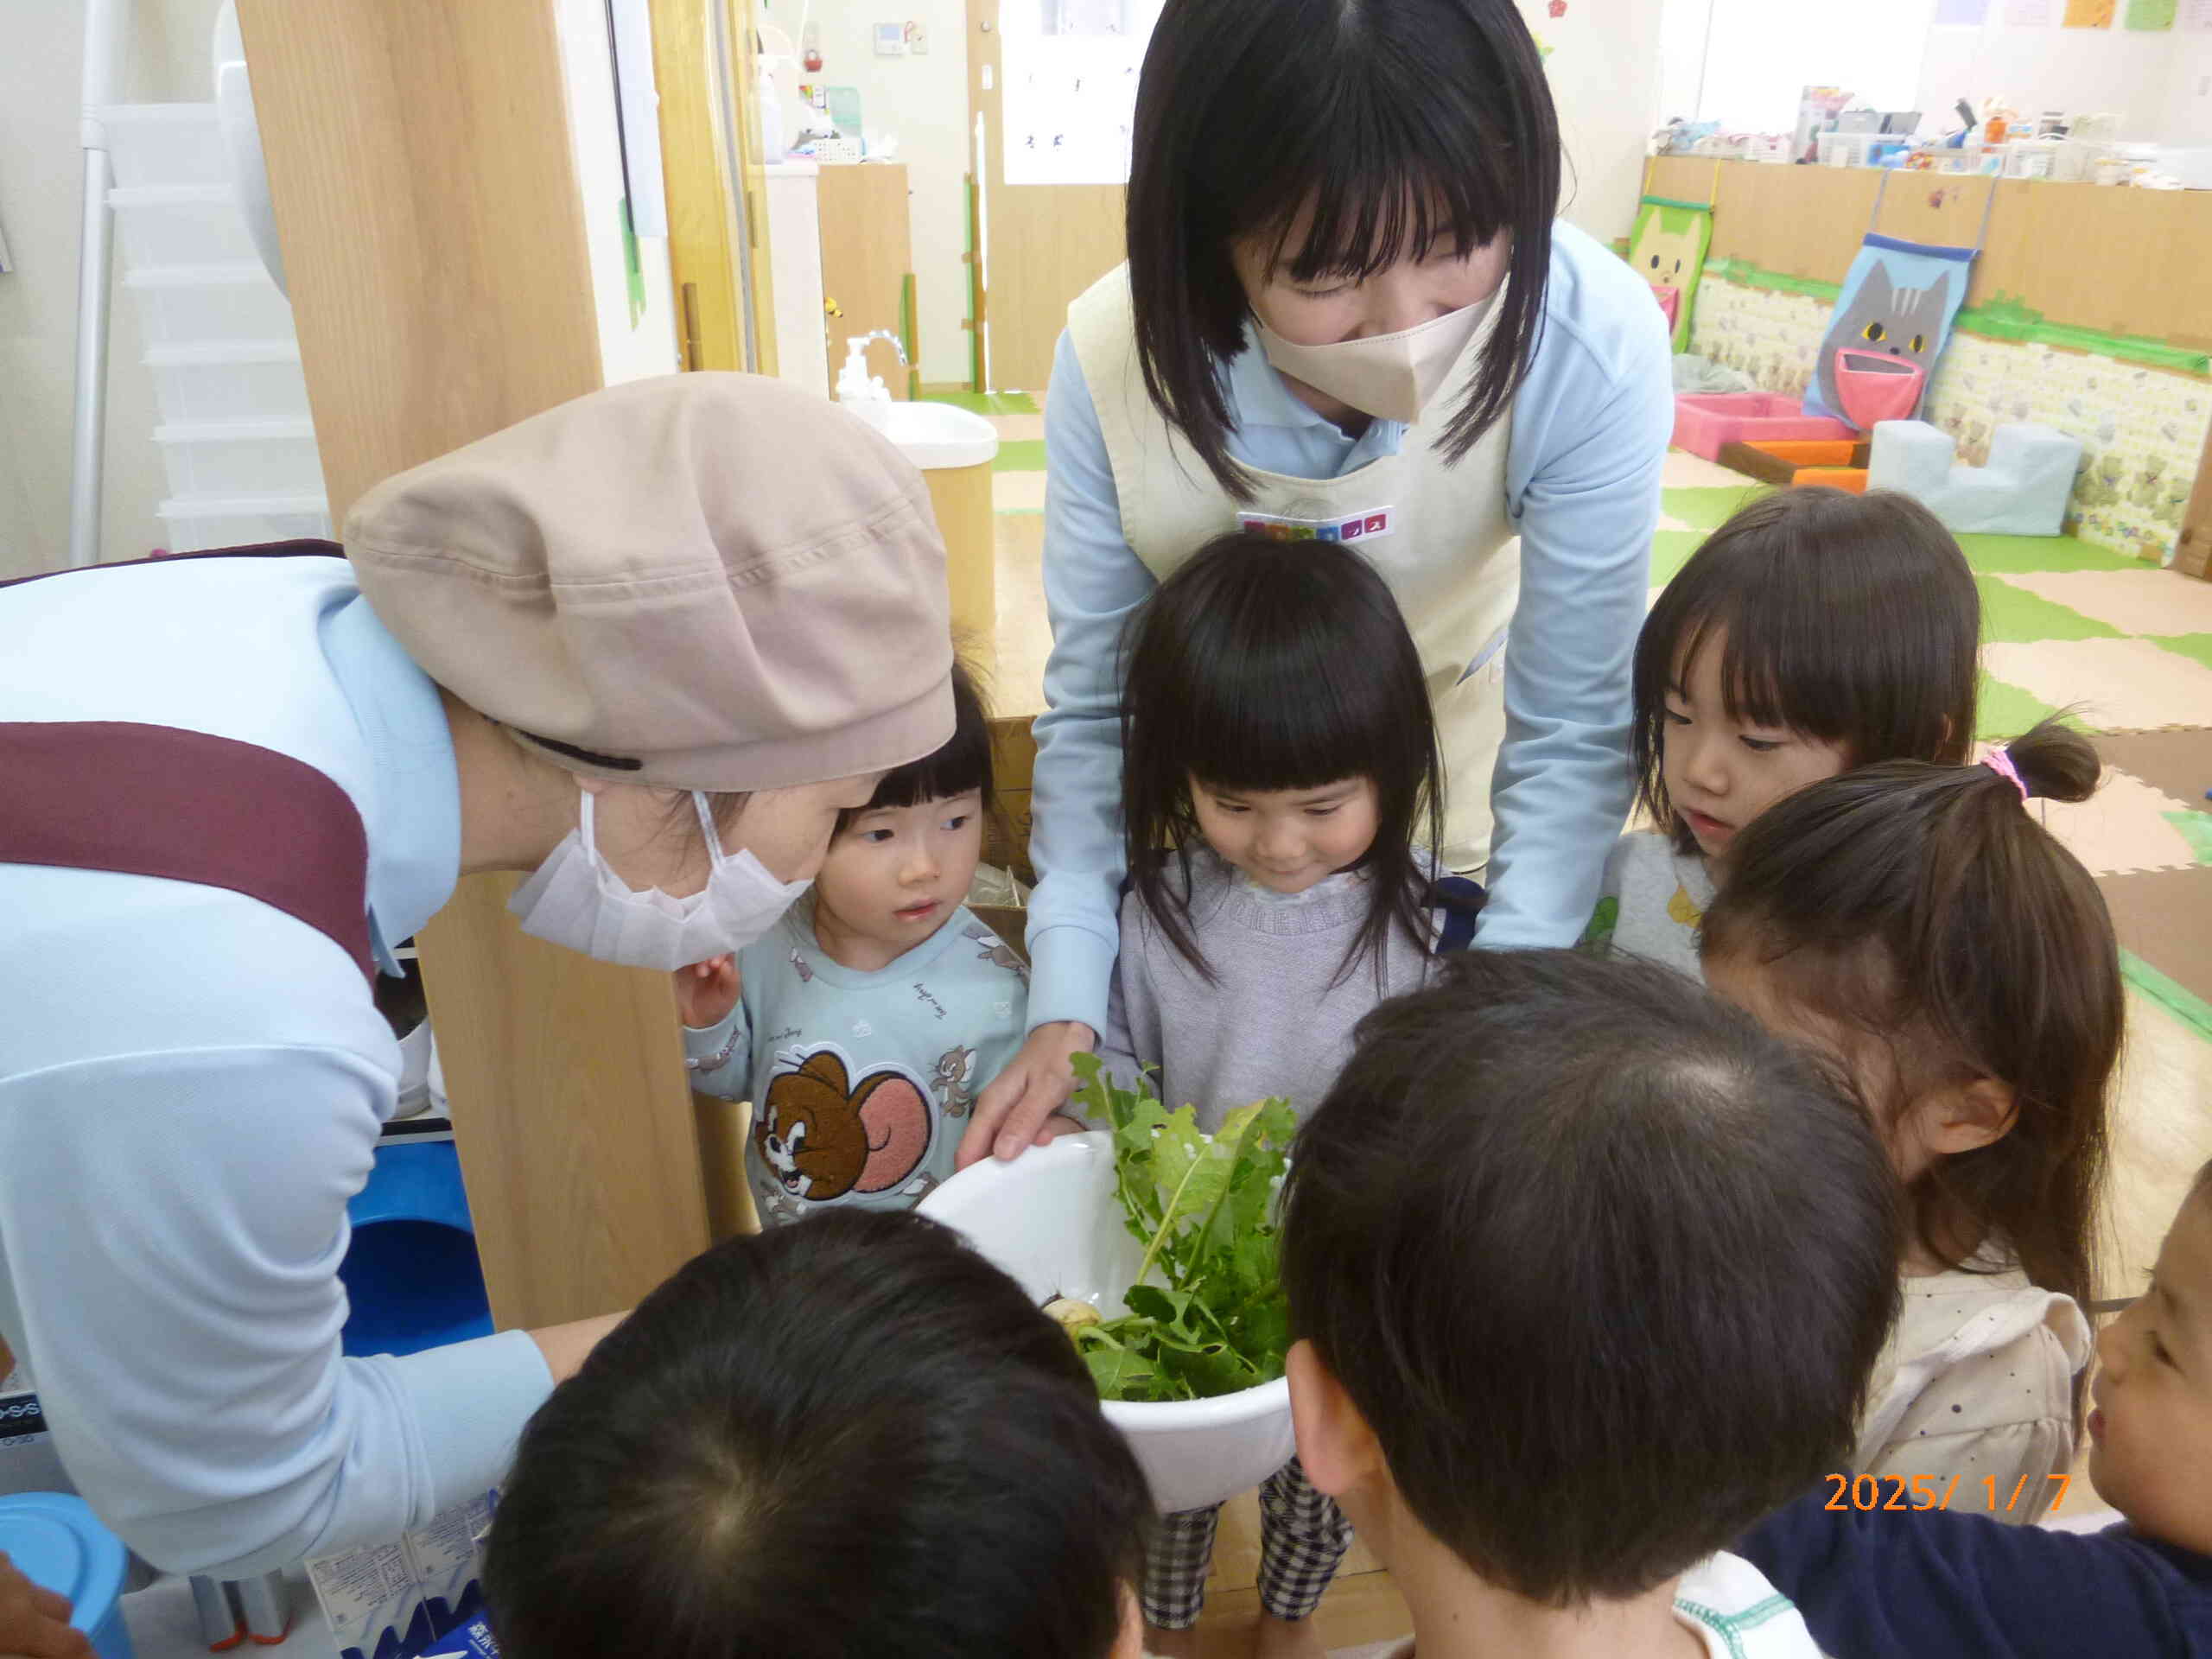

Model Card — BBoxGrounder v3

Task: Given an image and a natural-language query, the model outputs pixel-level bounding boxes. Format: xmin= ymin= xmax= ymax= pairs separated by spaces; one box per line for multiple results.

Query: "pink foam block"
xmin=1671 ymin=393 xmax=1854 ymax=462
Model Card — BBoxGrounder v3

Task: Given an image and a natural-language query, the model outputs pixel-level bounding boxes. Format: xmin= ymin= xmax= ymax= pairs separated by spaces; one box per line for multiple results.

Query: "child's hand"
xmin=673 ymin=956 xmax=741 ymax=1029
xmin=0 ymin=1552 xmax=94 ymax=1658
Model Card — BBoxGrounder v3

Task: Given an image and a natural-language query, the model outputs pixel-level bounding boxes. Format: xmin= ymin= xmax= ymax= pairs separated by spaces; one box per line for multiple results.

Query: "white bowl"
xmin=917 ymin=1130 xmax=1295 ymax=1513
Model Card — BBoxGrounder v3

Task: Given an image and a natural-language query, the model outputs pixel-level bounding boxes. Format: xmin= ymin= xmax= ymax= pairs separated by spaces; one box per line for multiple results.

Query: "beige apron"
xmin=1067 ymin=264 xmax=1518 ymax=871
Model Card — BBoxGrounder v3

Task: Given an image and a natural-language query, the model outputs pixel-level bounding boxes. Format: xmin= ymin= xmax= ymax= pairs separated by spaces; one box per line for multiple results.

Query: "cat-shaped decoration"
xmin=1815 ymin=264 xmax=1953 ymax=431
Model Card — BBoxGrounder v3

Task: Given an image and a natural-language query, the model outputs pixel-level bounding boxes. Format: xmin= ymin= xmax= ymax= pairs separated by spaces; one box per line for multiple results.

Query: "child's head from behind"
xmin=813 ymin=656 xmax=993 ymax=959
xmin=2092 ymin=1161 xmax=2212 ymax=1554
xmin=1281 ymin=949 xmax=1899 ymax=1605
xmin=484 ymin=1209 xmax=1150 ymax=1659
xmin=1122 ymin=530 xmax=1442 ymax=977
xmin=1700 ymin=719 xmax=2119 ymax=1312
xmin=1634 ymin=487 xmax=1978 ymax=866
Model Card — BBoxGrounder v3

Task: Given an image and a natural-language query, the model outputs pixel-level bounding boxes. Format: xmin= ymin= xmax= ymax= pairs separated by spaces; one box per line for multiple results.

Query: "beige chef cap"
xmin=345 ymin=372 xmax=954 ymax=792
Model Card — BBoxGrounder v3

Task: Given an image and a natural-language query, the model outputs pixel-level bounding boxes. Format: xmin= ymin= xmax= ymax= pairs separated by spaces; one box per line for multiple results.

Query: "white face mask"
xmin=508 ymin=790 xmax=810 ymax=970
xmin=1256 ymin=293 xmax=1496 ymax=424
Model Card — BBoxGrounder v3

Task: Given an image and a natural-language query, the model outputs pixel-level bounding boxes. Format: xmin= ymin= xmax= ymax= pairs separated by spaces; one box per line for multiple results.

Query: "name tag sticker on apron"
xmin=1238 ymin=506 xmax=1395 ymax=544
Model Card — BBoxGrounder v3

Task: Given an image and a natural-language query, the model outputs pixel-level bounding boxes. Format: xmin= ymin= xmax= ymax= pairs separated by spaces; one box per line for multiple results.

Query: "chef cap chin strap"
xmin=512 ymin=728 xmax=645 ymax=773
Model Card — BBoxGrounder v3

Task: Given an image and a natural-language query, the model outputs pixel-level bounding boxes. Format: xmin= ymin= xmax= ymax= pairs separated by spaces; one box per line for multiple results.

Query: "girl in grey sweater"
xmin=1099 ymin=530 xmax=1469 ymax=1656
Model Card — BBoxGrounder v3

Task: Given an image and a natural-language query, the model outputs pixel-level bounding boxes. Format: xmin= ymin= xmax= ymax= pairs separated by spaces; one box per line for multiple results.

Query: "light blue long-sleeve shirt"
xmin=0 ymin=556 xmax=551 ymax=1577
xmin=1024 ymin=222 xmax=1673 ymax=1033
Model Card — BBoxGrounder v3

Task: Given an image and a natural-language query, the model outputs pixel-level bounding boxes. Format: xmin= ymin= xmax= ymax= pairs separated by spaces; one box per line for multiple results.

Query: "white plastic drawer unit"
xmin=109 ymin=185 xmax=264 ymax=271
xmin=156 ymin=493 xmax=334 ymax=554
xmin=154 ymin=419 xmax=326 ymax=498
xmin=123 ymin=266 xmax=296 ymax=347
xmin=143 ymin=340 xmax=313 ymax=426
xmin=98 ymin=102 xmax=231 ymax=189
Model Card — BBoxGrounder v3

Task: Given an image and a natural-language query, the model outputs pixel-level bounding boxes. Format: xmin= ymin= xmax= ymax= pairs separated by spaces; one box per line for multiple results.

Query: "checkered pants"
xmin=1139 ymin=1457 xmax=1354 ymax=1630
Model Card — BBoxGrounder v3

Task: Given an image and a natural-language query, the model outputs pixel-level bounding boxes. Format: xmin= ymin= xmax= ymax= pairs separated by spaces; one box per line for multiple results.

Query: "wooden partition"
xmin=1646 ymin=157 xmax=2212 ymax=349
xmin=240 ymin=0 xmax=711 ymax=1330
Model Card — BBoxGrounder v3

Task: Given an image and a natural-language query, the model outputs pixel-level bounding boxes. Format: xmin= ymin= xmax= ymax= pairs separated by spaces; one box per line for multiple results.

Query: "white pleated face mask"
xmin=509 ymin=790 xmax=811 ymax=970
xmin=1256 ymin=292 xmax=1496 ymax=424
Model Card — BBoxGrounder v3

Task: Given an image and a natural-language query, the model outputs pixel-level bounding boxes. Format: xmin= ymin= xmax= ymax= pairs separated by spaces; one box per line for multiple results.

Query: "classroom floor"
xmin=949 ymin=394 xmax=2212 ymax=1656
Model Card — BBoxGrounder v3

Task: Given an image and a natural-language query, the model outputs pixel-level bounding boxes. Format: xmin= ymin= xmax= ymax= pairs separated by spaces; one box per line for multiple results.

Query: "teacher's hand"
xmin=958 ymin=1021 xmax=1096 ymax=1169
xmin=0 ymin=1552 xmax=92 ymax=1659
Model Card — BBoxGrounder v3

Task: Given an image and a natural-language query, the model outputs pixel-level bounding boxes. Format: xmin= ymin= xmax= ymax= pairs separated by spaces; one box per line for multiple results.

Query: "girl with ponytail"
xmin=1700 ymin=718 xmax=2119 ymax=1524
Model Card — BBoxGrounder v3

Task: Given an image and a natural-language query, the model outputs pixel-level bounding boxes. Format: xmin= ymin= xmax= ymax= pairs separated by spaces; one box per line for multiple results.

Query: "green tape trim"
xmin=2120 ymin=949 xmax=2212 ymax=1046
xmin=1703 ymin=257 xmax=1842 ymax=302
xmin=1953 ymin=293 xmax=2209 ymax=374
xmin=1701 ymin=263 xmax=2209 ymax=374
xmin=1641 ymin=194 xmax=1715 ymax=213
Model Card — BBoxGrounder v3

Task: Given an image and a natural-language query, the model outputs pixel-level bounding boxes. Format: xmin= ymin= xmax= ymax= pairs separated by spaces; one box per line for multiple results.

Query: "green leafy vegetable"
xmin=1061 ymin=1054 xmax=1297 ymax=1402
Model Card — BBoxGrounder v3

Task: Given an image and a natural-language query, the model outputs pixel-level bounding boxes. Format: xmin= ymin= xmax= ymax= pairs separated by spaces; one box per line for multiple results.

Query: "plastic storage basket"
xmin=156 ymin=493 xmax=332 ymax=553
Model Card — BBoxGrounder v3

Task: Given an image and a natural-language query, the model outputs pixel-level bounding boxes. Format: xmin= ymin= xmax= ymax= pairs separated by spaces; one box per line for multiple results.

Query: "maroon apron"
xmin=0 ymin=543 xmax=376 ymax=980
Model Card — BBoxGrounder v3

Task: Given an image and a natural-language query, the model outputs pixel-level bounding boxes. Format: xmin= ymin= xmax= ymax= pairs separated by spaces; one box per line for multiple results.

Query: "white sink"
xmin=871 ymin=399 xmax=999 ymax=471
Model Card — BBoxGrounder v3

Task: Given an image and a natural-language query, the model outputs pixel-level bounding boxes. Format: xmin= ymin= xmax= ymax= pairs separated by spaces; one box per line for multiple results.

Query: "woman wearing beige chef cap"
xmin=0 ymin=375 xmax=952 ymax=1604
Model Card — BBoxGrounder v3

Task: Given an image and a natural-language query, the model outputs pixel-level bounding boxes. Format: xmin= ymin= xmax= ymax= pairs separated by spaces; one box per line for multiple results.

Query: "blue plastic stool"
xmin=338 ymin=1138 xmax=493 ymax=1359
xmin=0 ymin=1493 xmax=135 ymax=1659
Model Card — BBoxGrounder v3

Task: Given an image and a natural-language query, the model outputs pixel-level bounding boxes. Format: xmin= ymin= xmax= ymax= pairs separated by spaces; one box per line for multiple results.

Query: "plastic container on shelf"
xmin=108 ymin=184 xmax=260 ymax=271
xmin=2003 ymin=139 xmax=2060 ymax=180
xmin=95 ymin=102 xmax=226 ymax=188
xmin=143 ymin=340 xmax=311 ymax=425
xmin=122 ymin=264 xmax=296 ymax=346
xmin=153 ymin=418 xmax=324 ymax=497
xmin=156 ymin=492 xmax=332 ymax=553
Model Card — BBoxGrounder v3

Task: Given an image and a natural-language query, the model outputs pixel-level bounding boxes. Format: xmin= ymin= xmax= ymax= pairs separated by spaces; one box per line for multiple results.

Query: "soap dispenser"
xmin=836 ymin=338 xmax=893 ymax=431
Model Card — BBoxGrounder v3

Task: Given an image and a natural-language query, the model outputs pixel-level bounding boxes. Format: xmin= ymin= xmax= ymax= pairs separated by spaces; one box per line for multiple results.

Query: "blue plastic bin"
xmin=338 ymin=1138 xmax=493 ymax=1359
xmin=0 ymin=1492 xmax=135 ymax=1659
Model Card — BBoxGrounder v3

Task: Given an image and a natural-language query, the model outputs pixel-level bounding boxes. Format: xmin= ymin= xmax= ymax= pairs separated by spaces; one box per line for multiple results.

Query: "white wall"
xmin=0 ymin=0 xmax=226 ymax=579
xmin=1660 ymin=0 xmax=2206 ymax=145
xmin=1671 ymin=0 xmax=1939 ymax=133
xmin=1917 ymin=11 xmax=2212 ymax=143
xmin=1520 ymin=0 xmax=1669 ymax=243
xmin=762 ymin=0 xmax=974 ymax=387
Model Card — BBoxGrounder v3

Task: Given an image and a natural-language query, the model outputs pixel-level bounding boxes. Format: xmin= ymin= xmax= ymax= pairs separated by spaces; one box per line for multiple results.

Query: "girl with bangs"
xmin=1097 ymin=531 xmax=1471 ymax=1657
xmin=965 ymin=0 xmax=1675 ymax=1183
xmin=1584 ymin=486 xmax=1982 ymax=977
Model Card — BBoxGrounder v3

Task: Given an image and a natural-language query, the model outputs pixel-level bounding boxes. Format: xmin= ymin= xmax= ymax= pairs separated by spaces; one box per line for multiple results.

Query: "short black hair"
xmin=1280 ymin=949 xmax=1900 ymax=1605
xmin=836 ymin=654 xmax=993 ymax=835
xmin=1127 ymin=0 xmax=1558 ymax=501
xmin=1120 ymin=531 xmax=1444 ymax=988
xmin=1634 ymin=486 xmax=1980 ymax=855
xmin=484 ymin=1211 xmax=1150 ymax=1659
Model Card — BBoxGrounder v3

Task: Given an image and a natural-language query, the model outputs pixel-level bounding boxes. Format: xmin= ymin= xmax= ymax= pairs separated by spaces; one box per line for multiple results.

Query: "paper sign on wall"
xmin=1000 ymin=0 xmax=1161 ymax=186
xmin=2125 ymin=0 xmax=2176 ymax=25
xmin=2005 ymin=0 xmax=2057 ymax=22
xmin=1936 ymin=0 xmax=1990 ymax=22
xmin=2063 ymin=0 xmax=2115 ymax=22
xmin=2177 ymin=0 xmax=2212 ymax=24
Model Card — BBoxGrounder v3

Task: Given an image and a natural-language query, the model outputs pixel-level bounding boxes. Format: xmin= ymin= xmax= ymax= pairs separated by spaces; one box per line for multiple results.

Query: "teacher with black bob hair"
xmin=964 ymin=0 xmax=1673 ymax=1163
xmin=0 ymin=374 xmax=953 ymax=1643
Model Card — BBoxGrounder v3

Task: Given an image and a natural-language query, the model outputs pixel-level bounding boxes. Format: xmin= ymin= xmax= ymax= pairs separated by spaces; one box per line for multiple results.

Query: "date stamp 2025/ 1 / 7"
xmin=1822 ymin=1472 xmax=2071 ymax=1514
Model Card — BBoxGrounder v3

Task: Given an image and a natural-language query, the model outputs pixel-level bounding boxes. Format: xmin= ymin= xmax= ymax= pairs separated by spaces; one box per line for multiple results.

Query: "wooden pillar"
xmin=239 ymin=0 xmax=710 ymax=1329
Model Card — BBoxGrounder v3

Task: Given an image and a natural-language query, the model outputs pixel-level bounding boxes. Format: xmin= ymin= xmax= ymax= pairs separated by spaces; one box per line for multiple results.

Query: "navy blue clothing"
xmin=1739 ymin=1486 xmax=2212 ymax=1656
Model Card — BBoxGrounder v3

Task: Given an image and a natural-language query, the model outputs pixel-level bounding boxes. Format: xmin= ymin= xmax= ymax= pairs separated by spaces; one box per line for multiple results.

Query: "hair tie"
xmin=1982 ymin=746 xmax=2030 ymax=803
